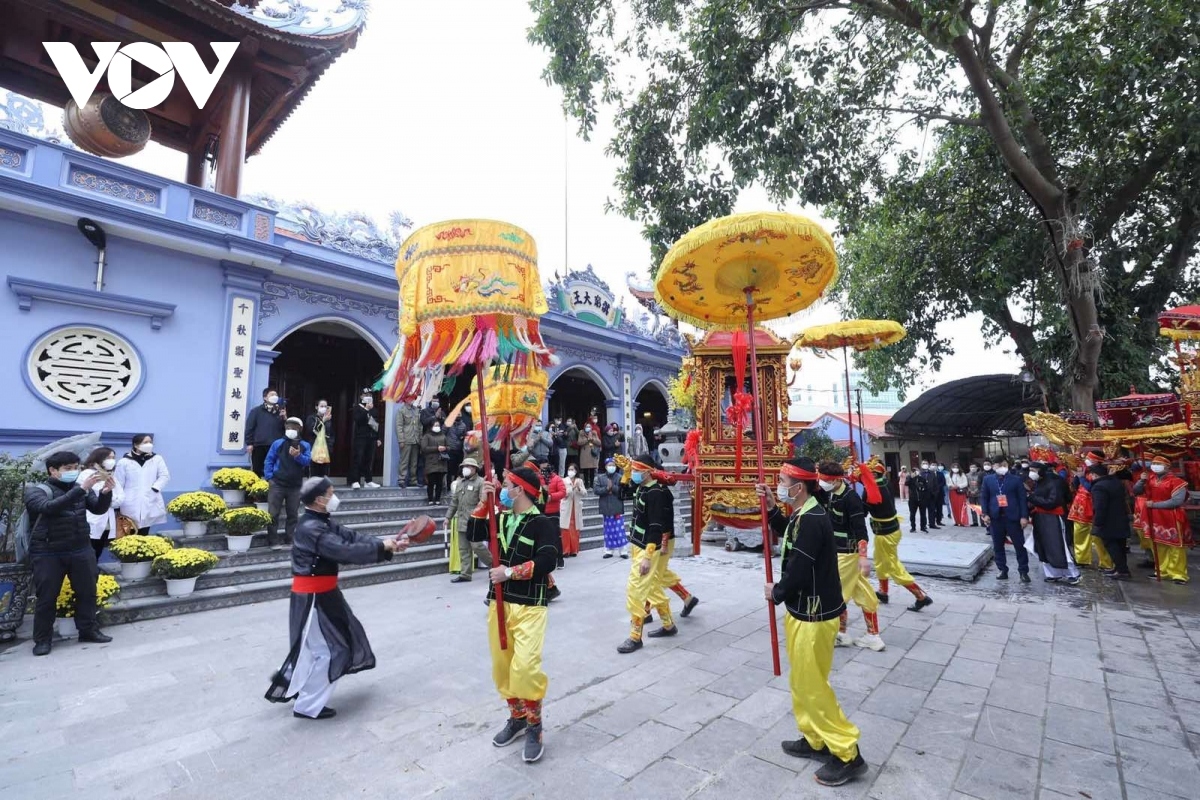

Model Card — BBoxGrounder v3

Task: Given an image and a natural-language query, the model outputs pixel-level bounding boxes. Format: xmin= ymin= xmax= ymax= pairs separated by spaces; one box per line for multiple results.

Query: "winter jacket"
xmin=601 ymin=431 xmax=624 ymax=463
xmin=395 ymin=403 xmax=422 ymax=445
xmin=577 ymin=429 xmax=601 ymax=469
xmin=114 ymin=452 xmax=170 ymax=528
xmin=560 ymin=476 xmax=586 ymax=530
xmin=422 ymin=431 xmax=449 ymax=475
xmin=79 ymin=468 xmax=125 ymax=539
xmin=244 ymin=404 xmax=285 ymax=447
xmin=25 ymin=478 xmax=112 ymax=553
xmin=592 ymin=472 xmax=624 ymax=517
xmin=265 ymin=438 xmax=312 ymax=488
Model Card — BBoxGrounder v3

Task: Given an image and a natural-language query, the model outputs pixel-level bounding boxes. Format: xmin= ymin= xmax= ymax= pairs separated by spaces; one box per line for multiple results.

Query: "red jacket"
xmin=543 ymin=474 xmax=566 ymax=515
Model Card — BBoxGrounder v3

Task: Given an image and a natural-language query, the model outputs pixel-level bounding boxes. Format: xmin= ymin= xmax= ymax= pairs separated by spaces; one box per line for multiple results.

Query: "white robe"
xmin=114 ymin=454 xmax=170 ymax=528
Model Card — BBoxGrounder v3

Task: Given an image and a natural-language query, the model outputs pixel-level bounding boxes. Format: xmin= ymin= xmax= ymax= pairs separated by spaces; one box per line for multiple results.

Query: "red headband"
xmin=508 ymin=472 xmax=541 ymax=500
xmin=781 ymin=463 xmax=818 ymax=481
xmin=816 ymin=471 xmax=844 ymax=483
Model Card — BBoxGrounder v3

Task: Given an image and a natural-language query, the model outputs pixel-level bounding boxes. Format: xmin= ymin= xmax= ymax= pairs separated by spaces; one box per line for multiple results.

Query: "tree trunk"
xmin=1053 ymin=205 xmax=1102 ymax=415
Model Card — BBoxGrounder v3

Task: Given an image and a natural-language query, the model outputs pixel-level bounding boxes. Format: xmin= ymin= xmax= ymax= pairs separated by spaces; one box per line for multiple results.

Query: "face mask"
xmin=952 ymin=468 xmax=959 ymax=473
xmin=1028 ymin=470 xmax=1040 ymax=481
xmin=325 ymin=494 xmax=341 ymax=513
xmin=776 ymin=484 xmax=792 ymax=505
xmin=102 ymin=458 xmax=116 ymax=471
xmin=464 ymin=406 xmax=472 ymax=414
xmin=59 ymin=470 xmax=80 ymax=483
xmin=1151 ymin=464 xmax=1167 ymax=475
xmin=983 ymin=465 xmax=992 ymax=471
xmin=461 ymin=467 xmax=475 ymax=479
xmin=818 ymin=479 xmax=835 ymax=492
xmin=431 ymin=402 xmax=440 ymax=409
xmin=317 ymin=405 xmax=328 ymax=414
xmin=920 ymin=463 xmax=929 ymax=470
xmin=499 ymin=488 xmax=514 ymax=508
xmin=606 ymin=465 xmax=616 ymax=474
xmin=286 ymin=430 xmax=299 ymax=440
xmin=1085 ymin=458 xmax=1098 ymax=467
xmin=995 ymin=466 xmax=1008 ymax=476
xmin=266 ymin=395 xmax=278 ymax=405
xmin=432 ymin=426 xmax=442 ymax=434
xmin=361 ymin=398 xmax=372 ymax=407
xmin=138 ymin=443 xmax=154 ymax=454
xmin=533 ymin=426 xmax=542 ymax=432
xmin=567 ymin=469 xmax=577 ymax=478
xmin=1021 ymin=463 xmax=1029 ymax=469
xmin=632 ymin=472 xmax=645 ymax=485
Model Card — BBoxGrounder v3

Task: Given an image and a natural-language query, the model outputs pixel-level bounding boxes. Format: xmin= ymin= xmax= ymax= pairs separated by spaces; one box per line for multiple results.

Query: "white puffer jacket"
xmin=114 ymin=453 xmax=170 ymax=528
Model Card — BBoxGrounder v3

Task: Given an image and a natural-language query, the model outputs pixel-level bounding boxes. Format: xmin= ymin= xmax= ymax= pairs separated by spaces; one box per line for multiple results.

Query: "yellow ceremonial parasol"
xmin=793 ymin=320 xmax=906 ymax=460
xmin=378 ymin=219 xmax=554 ymax=650
xmin=654 ymin=211 xmax=839 ymax=676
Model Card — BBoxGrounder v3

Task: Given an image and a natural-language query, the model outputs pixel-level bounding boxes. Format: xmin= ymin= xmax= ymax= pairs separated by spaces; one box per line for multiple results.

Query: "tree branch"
xmin=1005 ymin=5 xmax=1042 ymax=78
xmin=950 ymin=36 xmax=1061 ymax=207
xmin=857 ymin=104 xmax=982 ymax=126
xmin=1092 ymin=148 xmax=1173 ymax=241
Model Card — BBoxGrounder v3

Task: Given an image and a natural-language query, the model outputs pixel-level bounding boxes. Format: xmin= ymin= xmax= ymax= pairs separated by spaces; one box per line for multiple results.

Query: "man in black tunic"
xmin=265 ymin=477 xmax=406 ymax=719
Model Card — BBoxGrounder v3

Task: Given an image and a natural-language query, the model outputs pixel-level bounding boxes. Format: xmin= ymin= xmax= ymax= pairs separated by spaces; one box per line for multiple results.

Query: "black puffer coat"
xmin=25 ymin=479 xmax=112 ymax=553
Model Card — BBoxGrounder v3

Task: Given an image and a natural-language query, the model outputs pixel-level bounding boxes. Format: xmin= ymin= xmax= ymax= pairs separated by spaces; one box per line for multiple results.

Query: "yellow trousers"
xmin=661 ymin=539 xmax=682 ymax=588
xmin=488 ymin=601 xmax=549 ymax=702
xmin=872 ymin=531 xmax=914 ymax=585
xmin=627 ymin=545 xmax=673 ymax=636
xmin=837 ymin=553 xmax=879 ymax=612
xmin=448 ymin=519 xmax=462 ymax=573
xmin=784 ymin=615 xmax=860 ymax=762
xmin=1071 ymin=523 xmax=1113 ymax=570
xmin=1159 ymin=545 xmax=1189 ymax=583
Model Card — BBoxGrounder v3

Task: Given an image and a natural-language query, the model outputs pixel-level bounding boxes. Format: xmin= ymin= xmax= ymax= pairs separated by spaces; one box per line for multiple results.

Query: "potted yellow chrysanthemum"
xmin=152 ymin=548 xmax=218 ymax=597
xmin=166 ymin=491 xmax=226 ymax=538
xmin=247 ymin=478 xmax=270 ymax=511
xmin=107 ymin=534 xmax=174 ymax=581
xmin=221 ymin=507 xmax=271 ymax=553
xmin=211 ymin=468 xmax=259 ymax=505
xmin=54 ymin=574 xmax=121 ymax=638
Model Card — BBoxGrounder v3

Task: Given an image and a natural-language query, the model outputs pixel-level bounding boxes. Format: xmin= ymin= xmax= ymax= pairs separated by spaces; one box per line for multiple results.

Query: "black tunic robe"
xmin=265 ymin=510 xmax=393 ymax=703
xmin=1029 ymin=474 xmax=1072 ymax=570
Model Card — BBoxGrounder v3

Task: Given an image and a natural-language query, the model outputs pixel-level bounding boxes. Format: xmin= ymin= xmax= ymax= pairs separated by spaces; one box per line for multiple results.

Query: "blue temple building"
xmin=0 ymin=2 xmax=682 ymax=499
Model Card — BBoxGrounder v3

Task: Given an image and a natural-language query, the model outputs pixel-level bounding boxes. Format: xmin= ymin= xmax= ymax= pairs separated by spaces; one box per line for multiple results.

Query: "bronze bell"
xmin=63 ymin=94 xmax=151 ymax=158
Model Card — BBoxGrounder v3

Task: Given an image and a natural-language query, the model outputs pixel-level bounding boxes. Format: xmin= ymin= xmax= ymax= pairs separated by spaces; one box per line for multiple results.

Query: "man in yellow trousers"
xmin=818 ymin=462 xmax=886 ymax=651
xmin=1069 ymin=450 xmax=1113 ymax=570
xmin=860 ymin=461 xmax=933 ymax=613
xmin=618 ymin=460 xmax=677 ymax=652
xmin=758 ymin=457 xmax=868 ymax=787
xmin=482 ymin=465 xmax=559 ymax=764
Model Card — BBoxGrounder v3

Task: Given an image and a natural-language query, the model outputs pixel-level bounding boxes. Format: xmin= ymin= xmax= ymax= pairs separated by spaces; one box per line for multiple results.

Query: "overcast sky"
xmin=40 ymin=0 xmax=1022 ymax=399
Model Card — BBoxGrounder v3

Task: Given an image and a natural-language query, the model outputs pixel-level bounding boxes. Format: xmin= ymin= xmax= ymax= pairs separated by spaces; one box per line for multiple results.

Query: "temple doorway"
xmin=635 ymin=381 xmax=670 ymax=441
xmin=270 ymin=321 xmax=385 ymax=478
xmin=548 ymin=367 xmax=610 ymax=429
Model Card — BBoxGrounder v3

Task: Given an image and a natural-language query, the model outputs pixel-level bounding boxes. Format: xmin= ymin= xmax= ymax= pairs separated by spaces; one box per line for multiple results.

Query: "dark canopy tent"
xmin=885 ymin=375 xmax=1043 ymax=439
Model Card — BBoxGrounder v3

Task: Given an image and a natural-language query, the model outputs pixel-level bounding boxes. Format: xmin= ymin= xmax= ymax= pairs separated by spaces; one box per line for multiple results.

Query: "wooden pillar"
xmin=185 ymin=142 xmax=207 ymax=188
xmin=214 ymin=69 xmax=251 ymax=198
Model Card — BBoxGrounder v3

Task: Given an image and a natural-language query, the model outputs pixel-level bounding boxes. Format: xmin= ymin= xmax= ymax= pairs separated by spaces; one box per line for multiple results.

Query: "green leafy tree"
xmin=796 ymin=419 xmax=850 ymax=464
xmin=529 ymin=0 xmax=1200 ymax=411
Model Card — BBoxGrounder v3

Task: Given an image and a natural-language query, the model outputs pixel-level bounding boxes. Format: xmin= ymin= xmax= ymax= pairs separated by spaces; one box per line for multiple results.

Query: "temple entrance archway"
xmin=549 ymin=366 xmax=612 ymax=430
xmin=270 ymin=319 xmax=386 ymax=479
xmin=635 ymin=379 xmax=670 ymax=442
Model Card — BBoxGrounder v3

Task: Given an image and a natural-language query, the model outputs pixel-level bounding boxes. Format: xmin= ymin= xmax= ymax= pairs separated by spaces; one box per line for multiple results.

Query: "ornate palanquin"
xmin=690 ymin=327 xmax=791 ymax=529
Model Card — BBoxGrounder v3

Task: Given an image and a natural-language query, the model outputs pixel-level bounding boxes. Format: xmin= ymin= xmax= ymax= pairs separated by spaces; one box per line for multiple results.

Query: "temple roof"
xmin=0 ymin=0 xmax=366 ymax=156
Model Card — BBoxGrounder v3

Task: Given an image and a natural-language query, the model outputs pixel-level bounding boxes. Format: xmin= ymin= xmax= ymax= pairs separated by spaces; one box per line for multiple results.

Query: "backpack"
xmin=14 ymin=483 xmax=53 ymax=565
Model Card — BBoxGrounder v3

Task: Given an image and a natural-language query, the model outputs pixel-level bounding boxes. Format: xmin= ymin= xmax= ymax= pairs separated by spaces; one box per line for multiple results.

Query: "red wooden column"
xmin=214 ymin=68 xmax=252 ymax=197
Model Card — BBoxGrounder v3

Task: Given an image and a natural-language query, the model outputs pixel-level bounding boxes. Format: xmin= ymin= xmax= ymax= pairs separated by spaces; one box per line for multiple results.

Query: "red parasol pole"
xmin=842 ymin=347 xmax=856 ymax=461
xmin=745 ymin=289 xmax=782 ymax=676
xmin=475 ymin=359 xmax=508 ymax=649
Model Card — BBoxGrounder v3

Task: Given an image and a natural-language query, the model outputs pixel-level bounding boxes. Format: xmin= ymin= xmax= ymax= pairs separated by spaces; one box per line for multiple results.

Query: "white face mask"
xmin=818 ymin=479 xmax=835 ymax=492
xmin=606 ymin=465 xmax=616 ymax=474
xmin=285 ymin=429 xmax=299 ymax=440
xmin=324 ymin=494 xmax=341 ymax=513
xmin=464 ymin=406 xmax=472 ymax=414
xmin=432 ymin=426 xmax=442 ymax=434
xmin=138 ymin=442 xmax=154 ymax=454
xmin=1028 ymin=470 xmax=1040 ymax=480
xmin=995 ymin=466 xmax=1009 ymax=476
xmin=361 ymin=397 xmax=372 ymax=407
xmin=317 ymin=405 xmax=328 ymax=414
xmin=102 ymin=458 xmax=116 ymax=471
xmin=461 ymin=467 xmax=475 ymax=479
xmin=567 ymin=469 xmax=577 ymax=477
xmin=776 ymin=484 xmax=793 ymax=505
xmin=920 ymin=463 xmax=929 ymax=470
xmin=1021 ymin=463 xmax=1029 ymax=469
xmin=266 ymin=395 xmax=279 ymax=405
xmin=1151 ymin=464 xmax=1167 ymax=475
xmin=951 ymin=468 xmax=959 ymax=473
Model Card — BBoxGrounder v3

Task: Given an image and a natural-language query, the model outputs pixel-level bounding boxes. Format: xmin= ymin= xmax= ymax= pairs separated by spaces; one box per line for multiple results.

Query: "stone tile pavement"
xmin=3 ymin=526 xmax=1200 ymax=799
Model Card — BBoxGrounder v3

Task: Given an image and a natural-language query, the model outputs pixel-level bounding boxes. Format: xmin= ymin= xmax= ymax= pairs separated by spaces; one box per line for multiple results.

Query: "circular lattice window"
xmin=27 ymin=327 xmax=143 ymax=411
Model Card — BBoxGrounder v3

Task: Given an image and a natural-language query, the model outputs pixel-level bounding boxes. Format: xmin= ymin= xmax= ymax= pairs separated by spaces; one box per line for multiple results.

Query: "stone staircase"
xmin=101 ymin=487 xmax=693 ymax=625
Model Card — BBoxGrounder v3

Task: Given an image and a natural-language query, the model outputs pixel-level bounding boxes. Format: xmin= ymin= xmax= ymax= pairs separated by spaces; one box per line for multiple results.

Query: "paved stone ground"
xmin=3 ymin=520 xmax=1200 ymax=800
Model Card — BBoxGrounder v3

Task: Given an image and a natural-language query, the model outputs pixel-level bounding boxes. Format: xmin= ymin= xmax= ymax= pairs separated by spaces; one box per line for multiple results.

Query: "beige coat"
xmin=577 ymin=429 xmax=601 ymax=469
xmin=560 ymin=475 xmax=586 ymax=530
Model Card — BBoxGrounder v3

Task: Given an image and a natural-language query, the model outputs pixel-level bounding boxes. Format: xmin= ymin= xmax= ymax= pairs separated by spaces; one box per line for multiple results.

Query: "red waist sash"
xmin=1032 ymin=507 xmax=1065 ymax=516
xmin=292 ymin=575 xmax=338 ymax=594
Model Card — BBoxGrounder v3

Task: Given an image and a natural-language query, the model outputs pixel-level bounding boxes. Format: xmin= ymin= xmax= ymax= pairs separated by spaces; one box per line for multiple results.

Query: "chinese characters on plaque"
xmin=563 ymin=280 xmax=619 ymax=327
xmin=219 ymin=296 xmax=256 ymax=450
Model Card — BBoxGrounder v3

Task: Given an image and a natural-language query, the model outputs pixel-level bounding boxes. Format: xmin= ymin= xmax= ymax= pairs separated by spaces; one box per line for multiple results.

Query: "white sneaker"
xmin=854 ymin=633 xmax=886 ymax=652
xmin=835 ymin=632 xmax=852 ymax=647
xmin=351 ymin=482 xmax=362 ymax=490
xmin=365 ymin=481 xmax=381 ymax=489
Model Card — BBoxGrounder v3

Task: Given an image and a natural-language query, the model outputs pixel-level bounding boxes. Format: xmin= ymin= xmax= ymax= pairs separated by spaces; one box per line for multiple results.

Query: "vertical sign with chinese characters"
xmin=219 ymin=295 xmax=256 ymax=451
xmin=624 ymin=374 xmax=633 ymax=436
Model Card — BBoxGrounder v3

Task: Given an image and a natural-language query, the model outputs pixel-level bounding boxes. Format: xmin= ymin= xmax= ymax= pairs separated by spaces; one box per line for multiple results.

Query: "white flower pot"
xmin=255 ymin=502 xmax=269 ymax=512
xmin=164 ymin=577 xmax=198 ymax=597
xmin=226 ymin=534 xmax=254 ymax=553
xmin=54 ymin=616 xmax=79 ymax=639
xmin=121 ymin=560 xmax=153 ymax=581
xmin=181 ymin=521 xmax=208 ymax=538
xmin=220 ymin=489 xmax=245 ymax=505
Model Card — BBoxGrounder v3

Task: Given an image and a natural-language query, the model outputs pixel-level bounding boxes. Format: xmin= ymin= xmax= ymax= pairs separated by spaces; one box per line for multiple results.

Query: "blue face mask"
xmin=631 ymin=472 xmax=645 ymax=485
xmin=498 ymin=488 xmax=514 ymax=508
xmin=59 ymin=470 xmax=80 ymax=483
